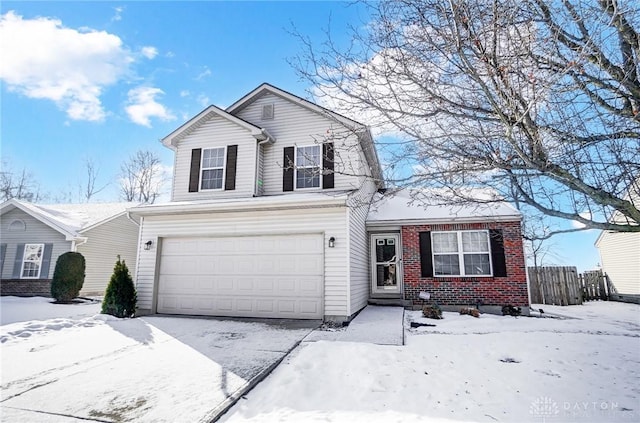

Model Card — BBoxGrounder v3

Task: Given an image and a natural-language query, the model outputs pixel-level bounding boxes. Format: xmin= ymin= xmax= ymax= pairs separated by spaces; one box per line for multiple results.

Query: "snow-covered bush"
xmin=101 ymin=256 xmax=137 ymax=318
xmin=51 ymin=252 xmax=85 ymax=303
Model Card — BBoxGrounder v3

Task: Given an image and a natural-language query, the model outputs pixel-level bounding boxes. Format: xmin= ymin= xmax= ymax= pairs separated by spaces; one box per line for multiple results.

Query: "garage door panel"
xmin=157 ymin=234 xmax=323 ymax=319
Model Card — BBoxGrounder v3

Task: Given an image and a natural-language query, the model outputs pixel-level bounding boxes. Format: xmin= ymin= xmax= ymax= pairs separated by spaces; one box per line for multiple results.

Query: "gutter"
xmin=129 ymin=196 xmax=349 ymax=217
xmin=366 ymin=214 xmax=523 ymax=227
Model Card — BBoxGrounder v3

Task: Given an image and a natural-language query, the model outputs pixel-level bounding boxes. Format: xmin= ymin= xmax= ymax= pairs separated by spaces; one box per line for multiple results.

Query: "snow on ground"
xmin=222 ymin=301 xmax=640 ymax=423
xmin=0 ymin=297 xmax=313 ymax=422
xmin=0 ymin=296 xmax=101 ymax=325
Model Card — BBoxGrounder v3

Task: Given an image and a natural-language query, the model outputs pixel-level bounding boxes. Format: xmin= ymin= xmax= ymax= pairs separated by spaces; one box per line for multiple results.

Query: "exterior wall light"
xmin=328 ymin=237 xmax=336 ymax=248
xmin=144 ymin=240 xmax=153 ymax=250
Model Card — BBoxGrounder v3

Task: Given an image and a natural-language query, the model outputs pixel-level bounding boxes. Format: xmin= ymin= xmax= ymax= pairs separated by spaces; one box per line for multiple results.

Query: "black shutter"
xmin=188 ymin=148 xmax=202 ymax=192
xmin=0 ymin=244 xmax=6 ymax=278
xmin=489 ymin=229 xmax=507 ymax=277
xmin=225 ymin=145 xmax=238 ymax=191
xmin=419 ymin=232 xmax=433 ymax=277
xmin=283 ymin=147 xmax=295 ymax=192
xmin=40 ymin=244 xmax=54 ymax=279
xmin=12 ymin=243 xmax=25 ymax=278
xmin=322 ymin=142 xmax=334 ymax=189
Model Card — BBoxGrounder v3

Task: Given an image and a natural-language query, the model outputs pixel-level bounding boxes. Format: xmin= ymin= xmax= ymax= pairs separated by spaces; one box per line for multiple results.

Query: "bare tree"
xmin=0 ymin=161 xmax=43 ymax=202
xmin=293 ymin=0 xmax=640 ymax=235
xmin=79 ymin=158 xmax=109 ymax=202
xmin=119 ymin=150 xmax=166 ymax=204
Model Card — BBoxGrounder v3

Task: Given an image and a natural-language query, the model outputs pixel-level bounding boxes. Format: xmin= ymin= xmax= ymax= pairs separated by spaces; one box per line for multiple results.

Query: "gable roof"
xmin=0 ymin=199 xmax=138 ymax=241
xmin=161 ymin=104 xmax=275 ymax=150
xmin=367 ymin=189 xmax=522 ymax=225
xmin=227 ymin=83 xmax=384 ymax=185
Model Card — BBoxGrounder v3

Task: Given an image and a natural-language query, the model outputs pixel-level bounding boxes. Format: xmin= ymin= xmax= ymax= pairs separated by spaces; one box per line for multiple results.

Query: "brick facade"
xmin=401 ymin=221 xmax=529 ymax=307
xmin=0 ymin=279 xmax=52 ymax=296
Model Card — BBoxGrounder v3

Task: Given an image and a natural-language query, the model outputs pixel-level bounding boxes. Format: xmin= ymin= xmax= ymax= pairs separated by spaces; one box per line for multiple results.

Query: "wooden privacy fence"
xmin=528 ymin=267 xmax=613 ymax=306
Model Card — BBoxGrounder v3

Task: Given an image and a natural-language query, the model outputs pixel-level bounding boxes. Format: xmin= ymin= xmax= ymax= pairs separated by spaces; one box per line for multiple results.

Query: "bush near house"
xmin=51 ymin=252 xmax=86 ymax=303
xmin=102 ymin=256 xmax=137 ymax=318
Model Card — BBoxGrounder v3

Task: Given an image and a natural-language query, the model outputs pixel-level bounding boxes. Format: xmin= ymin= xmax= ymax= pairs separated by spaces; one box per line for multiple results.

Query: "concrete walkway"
xmin=338 ymin=305 xmax=405 ymax=346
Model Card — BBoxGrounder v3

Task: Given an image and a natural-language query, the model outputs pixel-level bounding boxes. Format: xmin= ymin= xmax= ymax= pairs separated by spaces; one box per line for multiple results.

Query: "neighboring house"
xmin=595 ymin=180 xmax=640 ymax=299
xmin=0 ymin=199 xmax=139 ymax=297
xmin=129 ymin=83 xmax=528 ymax=322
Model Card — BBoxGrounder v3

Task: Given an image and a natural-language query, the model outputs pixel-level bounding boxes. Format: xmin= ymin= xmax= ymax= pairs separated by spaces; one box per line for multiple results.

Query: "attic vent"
xmin=8 ymin=219 xmax=25 ymax=231
xmin=261 ymin=104 xmax=274 ymax=120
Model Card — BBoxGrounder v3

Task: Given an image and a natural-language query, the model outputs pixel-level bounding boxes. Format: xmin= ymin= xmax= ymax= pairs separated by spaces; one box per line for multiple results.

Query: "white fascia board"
xmin=366 ymin=214 xmax=523 ymax=227
xmin=129 ymin=196 xmax=349 ymax=217
xmin=161 ymin=105 xmax=267 ymax=149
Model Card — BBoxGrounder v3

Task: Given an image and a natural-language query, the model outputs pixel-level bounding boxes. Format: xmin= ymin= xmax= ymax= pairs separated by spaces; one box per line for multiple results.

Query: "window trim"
xmin=21 ymin=243 xmax=44 ymax=279
xmin=200 ymin=146 xmax=226 ymax=191
xmin=431 ymin=230 xmax=493 ymax=277
xmin=294 ymin=144 xmax=322 ymax=190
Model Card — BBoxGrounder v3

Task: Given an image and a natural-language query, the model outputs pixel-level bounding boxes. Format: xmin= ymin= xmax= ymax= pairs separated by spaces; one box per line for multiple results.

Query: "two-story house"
xmin=130 ymin=84 xmax=529 ymax=322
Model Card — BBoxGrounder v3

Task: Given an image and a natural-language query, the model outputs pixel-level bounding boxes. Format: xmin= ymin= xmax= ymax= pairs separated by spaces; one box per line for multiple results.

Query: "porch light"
xmin=328 ymin=237 xmax=336 ymax=248
xmin=144 ymin=240 xmax=153 ymax=250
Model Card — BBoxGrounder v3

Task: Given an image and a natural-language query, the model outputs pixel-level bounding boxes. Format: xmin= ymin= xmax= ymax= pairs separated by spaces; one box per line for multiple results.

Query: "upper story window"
xmin=22 ymin=243 xmax=44 ymax=279
xmin=295 ymin=145 xmax=321 ymax=189
xmin=201 ymin=147 xmax=226 ymax=190
xmin=432 ymin=230 xmax=491 ymax=276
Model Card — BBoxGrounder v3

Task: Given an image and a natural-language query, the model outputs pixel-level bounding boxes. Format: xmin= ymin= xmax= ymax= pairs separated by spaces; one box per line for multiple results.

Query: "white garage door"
xmin=157 ymin=234 xmax=323 ymax=319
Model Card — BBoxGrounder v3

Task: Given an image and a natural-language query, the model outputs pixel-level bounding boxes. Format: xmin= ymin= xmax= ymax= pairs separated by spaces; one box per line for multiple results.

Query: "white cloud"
xmin=141 ymin=46 xmax=158 ymax=60
xmin=572 ymin=211 xmax=592 ymax=229
xmin=0 ymin=11 xmax=133 ymax=121
xmin=112 ymin=6 xmax=124 ymax=22
xmin=195 ymin=66 xmax=212 ymax=80
xmin=179 ymin=90 xmax=190 ymax=97
xmin=196 ymin=93 xmax=210 ymax=107
xmin=125 ymin=86 xmax=175 ymax=127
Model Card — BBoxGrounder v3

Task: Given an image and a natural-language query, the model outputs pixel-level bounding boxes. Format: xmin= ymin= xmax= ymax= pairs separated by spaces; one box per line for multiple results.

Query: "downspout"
xmin=71 ymin=237 xmax=88 ymax=252
xmin=254 ymin=133 xmax=274 ymax=197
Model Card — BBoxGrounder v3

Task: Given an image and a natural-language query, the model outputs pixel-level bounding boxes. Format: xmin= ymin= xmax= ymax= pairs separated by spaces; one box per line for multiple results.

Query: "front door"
xmin=371 ymin=234 xmax=402 ymax=295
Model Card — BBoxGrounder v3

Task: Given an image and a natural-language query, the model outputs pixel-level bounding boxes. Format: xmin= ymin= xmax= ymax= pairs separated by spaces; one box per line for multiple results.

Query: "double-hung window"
xmin=432 ymin=230 xmax=491 ymax=276
xmin=295 ymin=145 xmax=321 ymax=189
xmin=21 ymin=243 xmax=44 ymax=279
xmin=200 ymin=147 xmax=225 ymax=190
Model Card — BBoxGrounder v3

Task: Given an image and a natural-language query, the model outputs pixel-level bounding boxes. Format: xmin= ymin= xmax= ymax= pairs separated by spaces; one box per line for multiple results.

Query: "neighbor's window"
xmin=295 ymin=145 xmax=320 ymax=189
xmin=21 ymin=243 xmax=44 ymax=279
xmin=432 ymin=231 xmax=491 ymax=276
xmin=200 ymin=147 xmax=225 ymax=190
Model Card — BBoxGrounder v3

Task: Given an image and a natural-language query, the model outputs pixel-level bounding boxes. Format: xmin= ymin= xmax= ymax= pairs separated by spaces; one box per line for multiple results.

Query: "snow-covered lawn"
xmin=0 ymin=297 xmax=314 ymax=422
xmin=222 ymin=302 xmax=640 ymax=423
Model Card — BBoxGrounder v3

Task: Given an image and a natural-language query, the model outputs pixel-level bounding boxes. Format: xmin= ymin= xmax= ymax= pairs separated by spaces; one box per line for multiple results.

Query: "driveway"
xmin=1 ymin=305 xmax=318 ymax=422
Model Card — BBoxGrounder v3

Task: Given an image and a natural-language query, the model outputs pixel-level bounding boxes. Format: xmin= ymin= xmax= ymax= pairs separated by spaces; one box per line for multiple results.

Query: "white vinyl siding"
xmin=134 ymin=206 xmax=349 ymax=318
xmin=597 ymin=231 xmax=640 ymax=295
xmin=171 ymin=114 xmax=256 ymax=201
xmin=234 ymin=92 xmax=371 ymax=195
xmin=347 ymin=179 xmax=377 ymax=314
xmin=77 ymin=214 xmax=139 ymax=296
xmin=0 ymin=208 xmax=71 ymax=279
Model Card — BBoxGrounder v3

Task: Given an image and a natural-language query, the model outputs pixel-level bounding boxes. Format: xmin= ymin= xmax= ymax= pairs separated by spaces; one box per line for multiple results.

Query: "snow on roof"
xmin=367 ymin=189 xmax=521 ymax=224
xmin=1 ymin=199 xmax=138 ymax=238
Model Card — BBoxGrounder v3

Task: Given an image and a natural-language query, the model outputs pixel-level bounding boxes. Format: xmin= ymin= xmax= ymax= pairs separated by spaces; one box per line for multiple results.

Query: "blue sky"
xmin=0 ymin=1 xmax=601 ymax=271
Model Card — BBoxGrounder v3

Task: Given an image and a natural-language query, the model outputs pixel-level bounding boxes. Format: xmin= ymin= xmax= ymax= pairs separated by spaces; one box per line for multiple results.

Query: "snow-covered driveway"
xmin=0 ymin=297 xmax=317 ymax=422
xmin=222 ymin=302 xmax=640 ymax=423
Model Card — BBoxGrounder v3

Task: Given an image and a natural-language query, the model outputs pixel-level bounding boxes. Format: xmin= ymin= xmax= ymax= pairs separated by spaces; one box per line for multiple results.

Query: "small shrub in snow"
xmin=102 ymin=256 xmax=137 ymax=318
xmin=459 ymin=307 xmax=480 ymax=318
xmin=422 ymin=304 xmax=443 ymax=319
xmin=51 ymin=252 xmax=85 ymax=303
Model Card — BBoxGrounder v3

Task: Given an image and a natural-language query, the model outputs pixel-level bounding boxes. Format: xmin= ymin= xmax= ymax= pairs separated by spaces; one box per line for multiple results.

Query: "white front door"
xmin=371 ymin=234 xmax=402 ymax=295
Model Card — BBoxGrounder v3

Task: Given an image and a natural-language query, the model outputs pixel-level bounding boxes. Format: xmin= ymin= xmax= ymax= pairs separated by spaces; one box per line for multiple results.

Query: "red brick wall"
xmin=402 ymin=221 xmax=529 ymax=307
